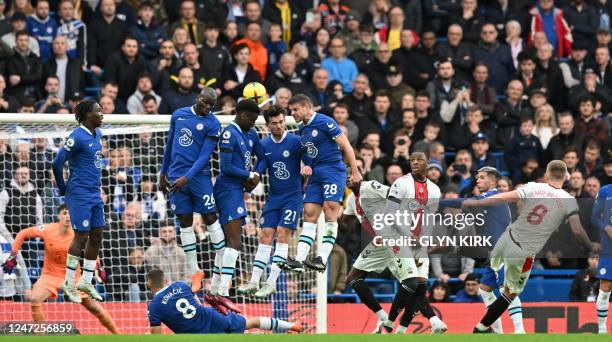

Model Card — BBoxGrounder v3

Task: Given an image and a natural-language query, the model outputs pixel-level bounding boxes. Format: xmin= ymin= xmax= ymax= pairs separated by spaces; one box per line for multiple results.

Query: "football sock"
xmin=250 ymin=243 xmax=272 ymax=285
xmin=267 ymin=242 xmax=288 ymax=286
xmin=179 ymin=226 xmax=199 ymax=274
xmin=295 ymin=222 xmax=317 ymax=262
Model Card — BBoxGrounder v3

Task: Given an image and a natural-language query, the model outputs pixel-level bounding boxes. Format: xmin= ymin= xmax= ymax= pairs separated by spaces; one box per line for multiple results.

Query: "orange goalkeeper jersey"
xmin=12 ymin=223 xmax=77 ymax=277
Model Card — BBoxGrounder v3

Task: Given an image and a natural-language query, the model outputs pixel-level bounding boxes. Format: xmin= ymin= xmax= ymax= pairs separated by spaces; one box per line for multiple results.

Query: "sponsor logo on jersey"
xmin=94 ymin=150 xmax=103 ymax=169
xmin=179 ymin=128 xmax=193 ymax=147
xmin=304 ymin=141 xmax=318 ymax=158
xmin=273 ymin=161 xmax=290 ymax=180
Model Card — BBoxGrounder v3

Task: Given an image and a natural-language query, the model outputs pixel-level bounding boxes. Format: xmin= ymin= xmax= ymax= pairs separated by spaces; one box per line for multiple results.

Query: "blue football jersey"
xmin=255 ymin=132 xmax=302 ymax=196
xmin=592 ymin=185 xmax=612 ymax=257
xmin=148 ymin=282 xmax=209 ymax=333
xmin=476 ymin=189 xmax=512 ymax=245
xmin=299 ymin=112 xmax=343 ymax=168
xmin=55 ymin=125 xmax=104 ymax=200
xmin=161 ymin=106 xmax=221 ymax=179
xmin=216 ymin=122 xmax=262 ymax=189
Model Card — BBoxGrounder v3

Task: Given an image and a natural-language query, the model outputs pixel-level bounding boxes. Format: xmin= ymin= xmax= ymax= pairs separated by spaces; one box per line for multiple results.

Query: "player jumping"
xmin=591 ymin=183 xmax=611 ymax=334
xmin=439 ymin=166 xmax=524 ymax=333
xmin=343 ymin=180 xmax=447 ymax=334
xmin=2 ymin=204 xmax=119 ymax=333
xmin=159 ymin=87 xmax=225 ymax=294
xmin=284 ymin=94 xmax=361 ymax=272
xmin=212 ymin=99 xmax=262 ymax=305
xmin=464 ymin=160 xmax=600 ymax=333
xmin=380 ymin=152 xmax=441 ymax=333
xmin=146 ymin=269 xmax=301 ymax=334
xmin=52 ymin=100 xmax=105 ymax=303
xmin=237 ymin=105 xmax=303 ymax=298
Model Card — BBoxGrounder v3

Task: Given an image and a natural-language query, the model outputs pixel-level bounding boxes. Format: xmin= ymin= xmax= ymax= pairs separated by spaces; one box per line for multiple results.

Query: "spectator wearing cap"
xmin=390 ymin=29 xmax=430 ymax=90
xmin=127 ymin=74 xmax=162 ymax=114
xmin=449 ymin=104 xmax=495 ymax=151
xmin=87 ymin=0 xmax=130 ymax=77
xmin=104 ymin=36 xmax=148 ymax=103
xmin=470 ymin=131 xmax=498 ymax=172
xmin=575 ymin=95 xmax=610 ymax=150
xmin=514 ymin=51 xmax=546 ymax=96
xmin=568 ymin=68 xmax=612 ymax=113
xmin=130 ymin=1 xmax=167 ymax=60
xmin=336 ymin=10 xmax=360 ymax=55
xmin=528 ymin=0 xmax=573 ymax=58
xmin=42 ymin=35 xmax=85 ymax=103
xmin=0 ymin=75 xmax=19 ymax=113
xmin=321 ymin=37 xmax=358 ymax=92
xmin=167 ymin=0 xmax=205 ymax=46
xmin=1 ymin=12 xmax=39 ymax=56
xmin=473 ymin=23 xmax=514 ymax=94
xmin=436 ymin=24 xmax=474 ymax=82
xmin=56 ymin=0 xmax=86 ymax=64
xmin=564 ymin=0 xmax=598 ymax=47
xmin=505 ymin=116 xmax=544 ymax=181
xmin=453 ymin=273 xmax=483 ymax=303
xmin=159 ymin=67 xmax=197 ymax=114
xmin=317 ymin=0 xmax=350 ymax=36
xmin=385 ymin=63 xmax=415 ymax=109
xmin=449 ymin=0 xmax=484 ymax=44
xmin=6 ymin=30 xmax=41 ymax=99
xmin=559 ymin=40 xmax=592 ymax=89
xmin=594 ymin=46 xmax=612 ymax=89
xmin=26 ymin=0 xmax=57 ymax=63
xmin=348 ymin=23 xmax=378 ymax=71
xmin=427 ymin=159 xmax=447 ymax=188
xmin=493 ymin=80 xmax=531 ymax=149
xmin=594 ymin=148 xmax=612 ymax=184
xmin=67 ymin=91 xmax=84 ymax=110
xmin=529 ymin=88 xmax=549 ymax=111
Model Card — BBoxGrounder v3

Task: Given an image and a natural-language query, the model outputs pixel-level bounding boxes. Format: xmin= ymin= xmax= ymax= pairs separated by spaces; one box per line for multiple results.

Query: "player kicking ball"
xmin=2 ymin=204 xmax=119 ymax=333
xmin=342 ymin=180 xmax=446 ymax=334
xmin=591 ymin=183 xmax=611 ymax=334
xmin=146 ymin=269 xmax=301 ymax=334
xmin=52 ymin=100 xmax=105 ymax=303
xmin=284 ymin=94 xmax=361 ymax=272
xmin=237 ymin=105 xmax=303 ymax=298
xmin=464 ymin=160 xmax=600 ymax=333
xmin=159 ymin=87 xmax=226 ymax=294
xmin=212 ymin=99 xmax=263 ymax=304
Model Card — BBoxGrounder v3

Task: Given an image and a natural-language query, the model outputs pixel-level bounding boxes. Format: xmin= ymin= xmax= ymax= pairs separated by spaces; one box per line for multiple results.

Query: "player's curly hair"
xmin=74 ymin=100 xmax=97 ymax=124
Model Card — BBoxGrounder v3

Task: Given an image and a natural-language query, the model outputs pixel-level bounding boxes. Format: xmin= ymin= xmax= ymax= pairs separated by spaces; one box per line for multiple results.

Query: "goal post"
xmin=0 ymin=113 xmax=327 ymax=334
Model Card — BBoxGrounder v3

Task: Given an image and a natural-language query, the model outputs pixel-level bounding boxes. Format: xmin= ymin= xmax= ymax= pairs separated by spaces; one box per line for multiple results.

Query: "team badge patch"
xmin=237 ymin=207 xmax=244 ymax=214
xmin=312 ymin=129 xmax=318 ymax=137
xmin=283 ymin=150 xmax=290 ymax=157
xmin=223 ymin=131 xmax=231 ymax=139
xmin=83 ymin=220 xmax=89 ymax=227
xmin=196 ymin=123 xmax=204 ymax=130
xmin=37 ymin=225 xmax=46 ymax=232
xmin=601 ymin=268 xmax=607 ymax=275
xmin=66 ymin=138 xmax=75 ymax=147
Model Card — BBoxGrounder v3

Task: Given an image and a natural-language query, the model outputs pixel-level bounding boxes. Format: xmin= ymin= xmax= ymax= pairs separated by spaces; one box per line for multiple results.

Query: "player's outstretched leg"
xmin=178 ymin=221 xmax=204 ymax=293
xmin=30 ymin=285 xmax=51 ymax=322
xmin=256 ymin=227 xmax=291 ymax=298
xmin=474 ymin=289 xmax=515 ymax=333
xmin=479 ymin=288 xmax=503 ymax=333
xmin=396 ymin=280 xmax=446 ymax=334
xmin=210 ymin=218 xmax=242 ymax=313
xmin=303 ymin=201 xmax=340 ymax=272
xmin=238 ymin=241 xmax=272 ymax=295
xmin=81 ymin=298 xmax=120 ymax=334
xmin=597 ymin=280 xmax=611 ymax=334
xmin=381 ymin=278 xmax=420 ymax=333
xmin=246 ymin=317 xmax=302 ymax=333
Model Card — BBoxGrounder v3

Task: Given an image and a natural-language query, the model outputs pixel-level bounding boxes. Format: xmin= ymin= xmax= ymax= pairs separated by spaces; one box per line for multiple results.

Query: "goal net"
xmin=0 ymin=113 xmax=326 ymax=334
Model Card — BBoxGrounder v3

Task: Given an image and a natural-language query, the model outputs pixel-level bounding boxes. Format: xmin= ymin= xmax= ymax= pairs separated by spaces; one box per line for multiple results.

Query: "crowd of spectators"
xmin=0 ymin=0 xmax=611 ymax=302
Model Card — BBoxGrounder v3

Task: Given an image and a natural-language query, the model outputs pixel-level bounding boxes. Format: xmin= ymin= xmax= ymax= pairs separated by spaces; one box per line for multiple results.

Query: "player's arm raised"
xmin=335 ymin=133 xmax=362 ymax=183
xmin=2 ymin=226 xmax=42 ymax=274
xmin=159 ymin=114 xmax=177 ymax=194
xmin=568 ymin=214 xmax=600 ymax=253
xmin=462 ymin=190 xmax=521 ymax=209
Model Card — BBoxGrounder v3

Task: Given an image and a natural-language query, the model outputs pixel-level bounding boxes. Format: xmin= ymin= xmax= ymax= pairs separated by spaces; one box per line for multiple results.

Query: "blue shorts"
xmin=598 ymin=256 xmax=612 ymax=280
xmin=206 ymin=308 xmax=246 ymax=334
xmin=169 ymin=176 xmax=216 ymax=215
xmin=214 ymin=185 xmax=246 ymax=226
xmin=261 ymin=192 xmax=303 ymax=230
xmin=480 ymin=266 xmax=504 ymax=289
xmin=303 ymin=165 xmax=346 ymax=204
xmin=67 ymin=200 xmax=106 ymax=232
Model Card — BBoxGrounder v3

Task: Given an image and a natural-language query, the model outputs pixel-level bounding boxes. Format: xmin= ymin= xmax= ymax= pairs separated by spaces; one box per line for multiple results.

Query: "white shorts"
xmin=490 ymin=231 xmax=534 ymax=295
xmin=352 ymin=242 xmax=429 ymax=281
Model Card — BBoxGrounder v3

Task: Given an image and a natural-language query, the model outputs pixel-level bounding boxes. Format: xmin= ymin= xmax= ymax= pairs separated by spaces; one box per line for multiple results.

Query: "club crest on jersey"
xmin=602 ymin=268 xmax=607 ymax=275
xmin=83 ymin=220 xmax=89 ymax=227
xmin=223 ymin=130 xmax=231 ymax=139
xmin=260 ymin=217 xmax=265 ymax=225
xmin=312 ymin=129 xmax=318 ymax=137
xmin=283 ymin=150 xmax=290 ymax=158
xmin=65 ymin=138 xmax=75 ymax=150
xmin=196 ymin=123 xmax=204 ymax=131
xmin=304 ymin=141 xmax=318 ymax=158
xmin=179 ymin=128 xmax=193 ymax=147
xmin=94 ymin=151 xmax=103 ymax=169
xmin=408 ymin=201 xmax=420 ymax=211
xmin=237 ymin=207 xmax=244 ymax=214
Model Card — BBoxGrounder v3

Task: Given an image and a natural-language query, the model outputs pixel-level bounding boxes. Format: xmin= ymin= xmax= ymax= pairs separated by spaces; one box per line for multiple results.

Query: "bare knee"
xmin=303 ymin=204 xmax=321 ymax=222
xmin=323 ymin=202 xmax=340 ymax=221
xmin=260 ymin=229 xmax=274 ymax=245
xmin=276 ymin=228 xmax=291 ymax=243
xmin=202 ymin=213 xmax=217 ymax=226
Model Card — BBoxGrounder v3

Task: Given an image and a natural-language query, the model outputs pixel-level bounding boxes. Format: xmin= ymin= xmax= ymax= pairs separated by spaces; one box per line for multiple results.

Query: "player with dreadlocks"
xmin=52 ymin=100 xmax=106 ymax=303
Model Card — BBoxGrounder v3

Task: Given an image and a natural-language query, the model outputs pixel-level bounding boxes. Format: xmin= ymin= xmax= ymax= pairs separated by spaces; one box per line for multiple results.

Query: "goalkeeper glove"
xmin=2 ymin=250 xmax=18 ymax=274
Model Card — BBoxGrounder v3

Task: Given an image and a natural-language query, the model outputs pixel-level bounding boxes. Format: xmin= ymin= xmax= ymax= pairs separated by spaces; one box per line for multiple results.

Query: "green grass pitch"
xmin=0 ymin=334 xmax=610 ymax=342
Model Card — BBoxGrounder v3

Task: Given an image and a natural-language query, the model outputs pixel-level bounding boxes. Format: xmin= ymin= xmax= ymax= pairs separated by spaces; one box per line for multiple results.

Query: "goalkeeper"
xmin=2 ymin=204 xmax=119 ymax=334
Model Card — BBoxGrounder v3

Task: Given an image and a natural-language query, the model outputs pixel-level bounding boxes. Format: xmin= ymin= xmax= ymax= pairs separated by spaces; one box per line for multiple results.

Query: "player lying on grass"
xmin=438 ymin=166 xmax=524 ymax=334
xmin=159 ymin=87 xmax=224 ymax=294
xmin=342 ymin=179 xmax=447 ymax=334
xmin=2 ymin=204 xmax=119 ymax=333
xmin=463 ymin=160 xmax=600 ymax=333
xmin=283 ymin=95 xmax=361 ymax=273
xmin=212 ymin=99 xmax=262 ymax=305
xmin=237 ymin=105 xmax=304 ymax=298
xmin=146 ymin=269 xmax=302 ymax=334
xmin=591 ymin=183 xmax=611 ymax=334
xmin=52 ymin=100 xmax=105 ymax=303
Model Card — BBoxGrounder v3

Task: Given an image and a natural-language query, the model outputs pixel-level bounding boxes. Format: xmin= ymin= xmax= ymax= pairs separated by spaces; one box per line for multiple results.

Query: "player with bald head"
xmin=160 ymin=87 xmax=224 ymax=295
